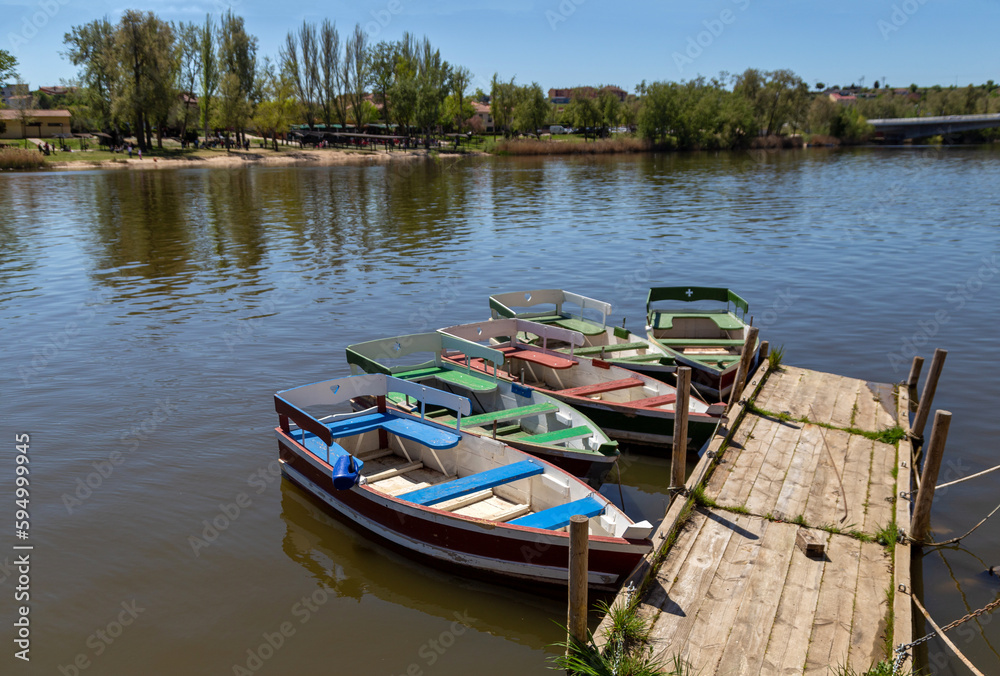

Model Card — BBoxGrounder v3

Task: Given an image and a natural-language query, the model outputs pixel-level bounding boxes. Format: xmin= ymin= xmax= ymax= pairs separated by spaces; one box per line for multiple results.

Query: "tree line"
xmin=58 ymin=10 xmax=478 ymax=151
xmin=5 ymin=14 xmax=996 ymax=152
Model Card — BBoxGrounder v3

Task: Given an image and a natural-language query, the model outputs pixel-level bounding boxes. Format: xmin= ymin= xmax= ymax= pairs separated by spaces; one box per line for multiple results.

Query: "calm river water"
xmin=2 ymin=148 xmax=999 ymax=675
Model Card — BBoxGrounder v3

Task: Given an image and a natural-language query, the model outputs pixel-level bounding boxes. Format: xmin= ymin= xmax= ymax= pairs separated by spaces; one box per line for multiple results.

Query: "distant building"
xmin=828 ymin=92 xmax=857 ymax=105
xmin=548 ymin=85 xmax=627 ymax=103
xmin=38 ymin=86 xmax=77 ymax=97
xmin=1 ymin=84 xmax=29 ymax=105
xmin=0 ymin=109 xmax=72 ymax=139
xmin=471 ymin=101 xmax=493 ymax=132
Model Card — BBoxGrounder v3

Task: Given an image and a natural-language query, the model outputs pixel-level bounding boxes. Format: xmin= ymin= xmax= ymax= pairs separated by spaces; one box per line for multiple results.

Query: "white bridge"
xmin=869 ymin=113 xmax=1000 ymax=141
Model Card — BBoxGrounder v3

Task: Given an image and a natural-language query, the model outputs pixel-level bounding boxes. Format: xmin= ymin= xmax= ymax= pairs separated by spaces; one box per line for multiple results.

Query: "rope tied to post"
xmin=891 ymin=595 xmax=1000 ymax=675
xmin=907 ymin=498 xmax=1000 ymax=547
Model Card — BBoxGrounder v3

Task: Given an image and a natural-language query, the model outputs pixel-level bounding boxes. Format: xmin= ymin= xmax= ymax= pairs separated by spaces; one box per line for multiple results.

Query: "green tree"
xmin=369 ymin=40 xmax=396 ymax=125
xmin=448 ymin=65 xmax=471 ymax=132
xmin=388 ymin=35 xmax=418 ymax=138
xmin=319 ymin=20 xmax=341 ymax=128
xmin=489 ymin=73 xmax=517 ymax=138
xmin=253 ymin=57 xmax=297 ymax=150
xmin=596 ymin=89 xmax=621 ymax=137
xmin=567 ymin=90 xmax=600 ymax=140
xmin=199 ymin=14 xmax=220 ymax=141
xmin=176 ymin=22 xmax=201 ymax=142
xmin=732 ymin=68 xmax=808 ymax=136
xmin=219 ymin=10 xmax=258 ymax=145
xmin=512 ymin=82 xmax=549 ymax=137
xmin=281 ymin=21 xmax=320 ymax=129
xmin=344 ymin=24 xmax=372 ymax=131
xmin=0 ymin=49 xmax=18 ymax=83
xmin=114 ymin=10 xmax=176 ymax=151
xmin=413 ymin=37 xmax=449 ymax=146
xmin=64 ymin=18 xmax=118 ymax=138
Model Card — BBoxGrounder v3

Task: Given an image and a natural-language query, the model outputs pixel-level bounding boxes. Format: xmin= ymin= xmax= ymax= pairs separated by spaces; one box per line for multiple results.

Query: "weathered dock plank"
xmin=600 ymin=364 xmax=905 ymax=675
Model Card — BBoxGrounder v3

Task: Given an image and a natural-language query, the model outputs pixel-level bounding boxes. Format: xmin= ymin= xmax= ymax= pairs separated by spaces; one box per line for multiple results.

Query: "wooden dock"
xmin=599 ymin=364 xmax=914 ymax=675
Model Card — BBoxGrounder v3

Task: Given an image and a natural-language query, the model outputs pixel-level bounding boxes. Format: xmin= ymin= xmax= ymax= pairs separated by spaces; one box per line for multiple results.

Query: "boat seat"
xmin=325 ymin=412 xmax=461 ymax=450
xmin=649 ymin=312 xmax=745 ymax=332
xmin=365 ymin=461 xmax=423 ymax=483
xmin=457 ymin=402 xmax=559 ymax=428
xmin=399 ymin=459 xmax=544 ymax=506
xmin=511 ymin=314 xmax=606 ymax=337
xmin=614 ymin=353 xmax=672 ymax=363
xmin=558 ymin=378 xmax=644 ymax=397
xmin=656 ymin=338 xmax=745 ymax=347
xmin=392 ymin=365 xmax=497 ymax=392
xmin=619 ymin=394 xmax=676 ymax=409
xmin=549 ymin=317 xmax=606 ymax=336
xmin=572 ymin=342 xmax=651 ymax=356
xmin=518 ymin=425 xmax=592 ymax=445
xmin=509 ymin=494 xmax=605 ymax=530
xmin=500 ymin=346 xmax=576 ymax=369
xmin=291 ymin=430 xmax=352 ymax=459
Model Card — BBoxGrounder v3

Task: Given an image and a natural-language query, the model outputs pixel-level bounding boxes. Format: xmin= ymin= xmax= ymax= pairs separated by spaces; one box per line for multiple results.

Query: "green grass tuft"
xmin=874 ymin=522 xmax=899 ymax=547
xmin=691 ymin=485 xmax=718 ymax=509
xmin=767 ymin=344 xmax=785 ymax=371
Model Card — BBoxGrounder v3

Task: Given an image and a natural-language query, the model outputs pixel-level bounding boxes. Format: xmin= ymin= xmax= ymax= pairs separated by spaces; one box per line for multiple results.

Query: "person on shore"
xmin=138 ymin=148 xmax=142 ymax=160
xmin=128 ymin=145 xmax=132 ymax=158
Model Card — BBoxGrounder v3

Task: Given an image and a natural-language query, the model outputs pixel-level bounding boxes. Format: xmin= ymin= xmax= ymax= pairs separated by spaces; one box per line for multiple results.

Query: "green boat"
xmin=439 ymin=318 xmax=725 ymax=451
xmin=345 ymin=331 xmax=620 ymax=486
xmin=488 ymin=289 xmax=678 ymax=382
xmin=645 ymin=287 xmax=757 ymax=401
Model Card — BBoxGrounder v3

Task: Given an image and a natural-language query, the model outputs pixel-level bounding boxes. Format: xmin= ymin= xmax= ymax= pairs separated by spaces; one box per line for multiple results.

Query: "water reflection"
xmin=279 ymin=481 xmax=562 ymax=650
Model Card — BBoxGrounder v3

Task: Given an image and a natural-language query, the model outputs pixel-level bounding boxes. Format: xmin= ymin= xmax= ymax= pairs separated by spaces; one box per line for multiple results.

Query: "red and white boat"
xmin=274 ymin=374 xmax=652 ymax=590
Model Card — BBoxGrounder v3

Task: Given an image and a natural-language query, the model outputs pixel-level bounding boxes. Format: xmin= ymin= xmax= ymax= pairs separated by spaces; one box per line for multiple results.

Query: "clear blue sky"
xmin=3 ymin=0 xmax=998 ymax=92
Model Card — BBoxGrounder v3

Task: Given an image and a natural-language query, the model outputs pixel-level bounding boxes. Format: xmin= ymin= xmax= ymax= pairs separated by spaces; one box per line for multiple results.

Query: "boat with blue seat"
xmin=274 ymin=374 xmax=652 ymax=590
xmin=345 ymin=331 xmax=619 ymax=486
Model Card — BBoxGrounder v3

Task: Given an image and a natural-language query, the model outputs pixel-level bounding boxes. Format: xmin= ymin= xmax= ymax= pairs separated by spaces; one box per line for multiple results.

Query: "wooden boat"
xmin=273 ymin=374 xmax=652 ymax=590
xmin=489 ymin=289 xmax=677 ymax=381
xmin=438 ymin=318 xmax=726 ymax=449
xmin=344 ymin=331 xmax=620 ymax=486
xmin=645 ymin=287 xmax=757 ymax=400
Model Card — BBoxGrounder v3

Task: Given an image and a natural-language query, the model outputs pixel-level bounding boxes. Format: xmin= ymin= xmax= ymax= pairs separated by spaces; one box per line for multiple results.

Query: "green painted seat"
xmin=517 ymin=425 xmax=592 ymax=445
xmin=456 ymin=402 xmax=559 ymax=428
xmin=392 ymin=365 xmax=497 ymax=392
xmin=655 ymin=338 xmax=745 ymax=347
xmin=650 ymin=312 xmax=745 ymax=332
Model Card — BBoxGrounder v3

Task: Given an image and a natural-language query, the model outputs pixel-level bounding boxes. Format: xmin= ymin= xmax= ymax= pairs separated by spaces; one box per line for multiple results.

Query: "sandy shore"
xmin=46 ymin=147 xmax=486 ymax=171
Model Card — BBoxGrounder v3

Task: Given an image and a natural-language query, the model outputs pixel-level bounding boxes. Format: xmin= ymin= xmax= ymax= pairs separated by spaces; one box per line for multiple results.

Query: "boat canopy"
xmin=489 ymin=289 xmax=612 ymax=326
xmin=646 ymin=287 xmax=749 ymax=319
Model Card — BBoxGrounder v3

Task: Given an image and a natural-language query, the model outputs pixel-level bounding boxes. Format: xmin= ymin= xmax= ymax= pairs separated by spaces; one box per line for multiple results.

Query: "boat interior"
xmin=293 ymin=414 xmax=641 ymax=538
xmin=345 ymin=332 xmax=607 ymax=451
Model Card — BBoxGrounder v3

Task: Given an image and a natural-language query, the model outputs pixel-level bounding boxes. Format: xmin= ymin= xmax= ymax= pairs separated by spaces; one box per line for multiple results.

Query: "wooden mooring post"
xmin=728 ymin=326 xmax=760 ymax=410
xmin=671 ymin=367 xmax=692 ymax=491
xmin=911 ymin=410 xmax=953 ymax=542
xmin=911 ymin=348 xmax=947 ymax=439
xmin=567 ymin=515 xmax=589 ymax=652
xmin=907 ymin=355 xmax=925 ymax=391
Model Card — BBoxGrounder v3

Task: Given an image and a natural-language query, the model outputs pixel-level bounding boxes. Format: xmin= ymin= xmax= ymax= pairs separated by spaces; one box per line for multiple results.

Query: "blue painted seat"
xmin=509 ymin=494 xmax=605 ymax=530
xmin=400 ymin=459 xmax=544 ymax=507
xmin=292 ymin=429 xmax=351 ymax=459
xmin=325 ymin=412 xmax=461 ymax=450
